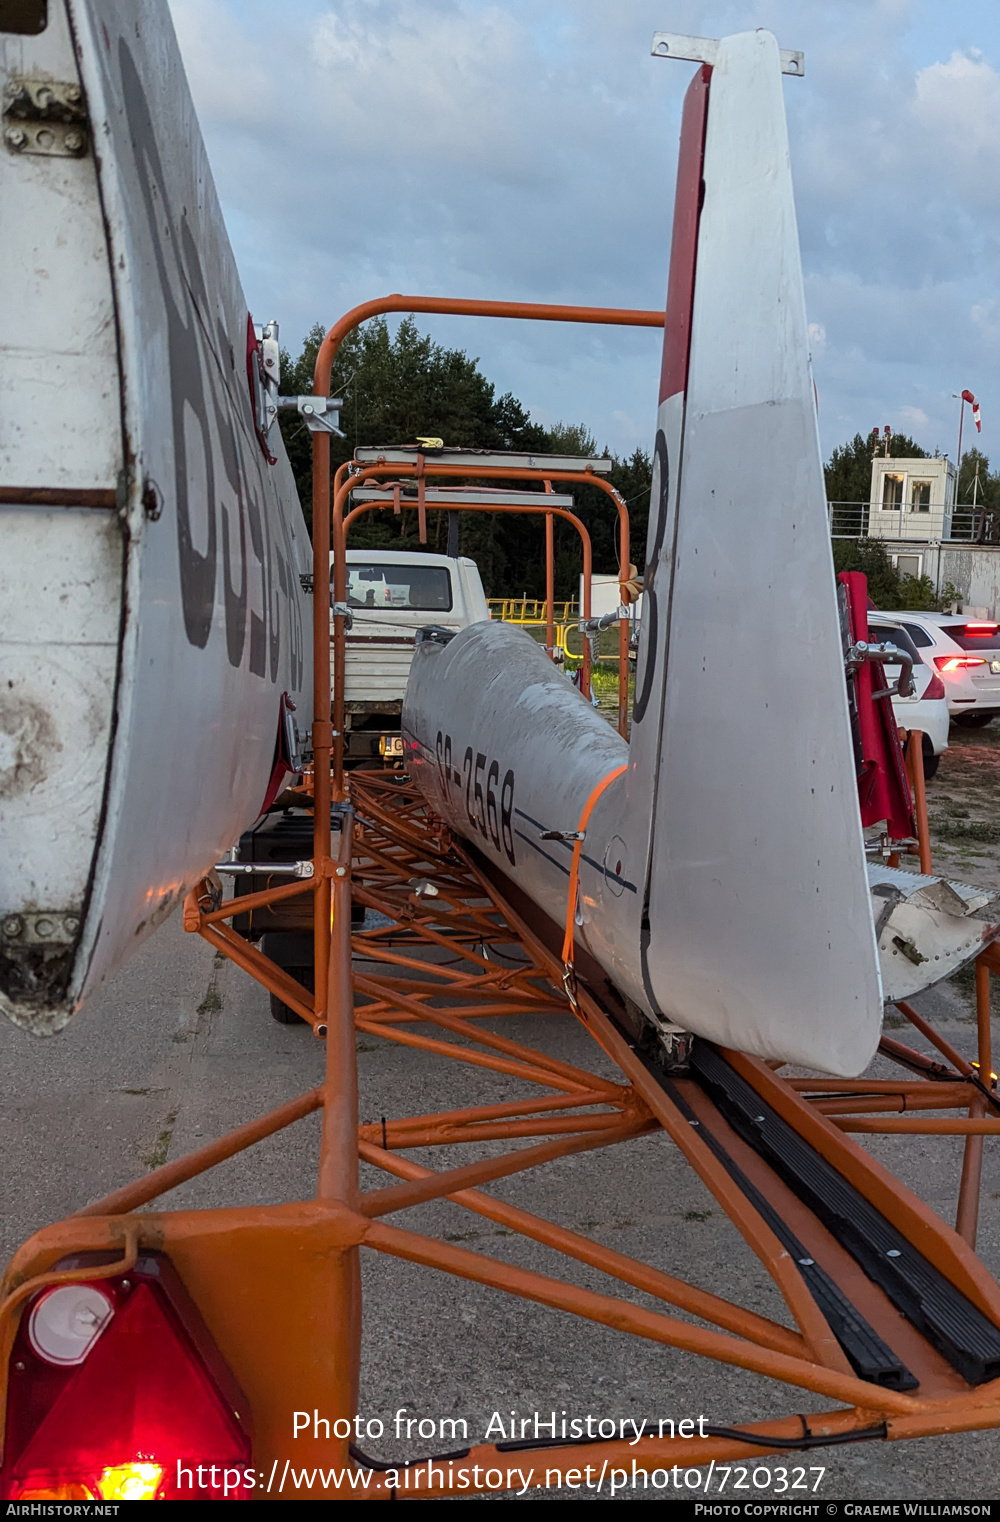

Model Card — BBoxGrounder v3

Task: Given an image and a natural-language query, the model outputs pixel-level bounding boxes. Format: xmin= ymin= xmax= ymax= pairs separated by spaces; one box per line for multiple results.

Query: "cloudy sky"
xmin=167 ymin=0 xmax=1000 ymax=467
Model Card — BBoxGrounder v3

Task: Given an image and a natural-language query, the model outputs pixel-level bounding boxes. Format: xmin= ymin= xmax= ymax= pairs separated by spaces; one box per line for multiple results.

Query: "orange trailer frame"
xmin=3 ymin=297 xmax=1000 ymax=1501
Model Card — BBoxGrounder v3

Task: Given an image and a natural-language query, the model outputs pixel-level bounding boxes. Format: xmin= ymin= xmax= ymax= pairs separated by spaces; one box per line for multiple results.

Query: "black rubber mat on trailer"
xmin=660 ymin=1075 xmax=917 ymax=1390
xmin=691 ymin=1042 xmax=1000 ymax=1386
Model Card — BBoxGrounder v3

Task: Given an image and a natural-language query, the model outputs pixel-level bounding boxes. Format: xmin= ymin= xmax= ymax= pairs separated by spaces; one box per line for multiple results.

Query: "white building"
xmin=868 ymin=455 xmax=957 ymax=544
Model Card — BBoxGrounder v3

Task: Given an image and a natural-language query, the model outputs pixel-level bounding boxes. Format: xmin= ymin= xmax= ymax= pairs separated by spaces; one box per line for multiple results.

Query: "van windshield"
xmin=343 ymin=563 xmax=453 ymax=612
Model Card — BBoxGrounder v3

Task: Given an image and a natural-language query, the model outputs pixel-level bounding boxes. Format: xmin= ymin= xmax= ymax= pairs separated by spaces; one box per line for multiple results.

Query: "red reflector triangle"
xmin=13 ymin=1282 xmax=247 ymax=1481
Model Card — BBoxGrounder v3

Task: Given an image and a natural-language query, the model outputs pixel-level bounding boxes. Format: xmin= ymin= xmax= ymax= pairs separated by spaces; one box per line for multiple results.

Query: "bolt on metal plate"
xmin=3 ymin=76 xmax=90 ymax=157
xmin=1 ymin=911 xmax=81 ymax=945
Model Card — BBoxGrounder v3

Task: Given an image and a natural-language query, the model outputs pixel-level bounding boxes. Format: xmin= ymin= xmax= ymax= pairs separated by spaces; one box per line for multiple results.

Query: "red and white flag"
xmin=962 ymin=389 xmax=982 ymax=432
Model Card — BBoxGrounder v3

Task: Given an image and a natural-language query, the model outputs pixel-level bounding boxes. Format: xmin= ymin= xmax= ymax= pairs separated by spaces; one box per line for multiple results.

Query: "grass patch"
xmin=932 ymin=819 xmax=1000 ymax=844
xmin=144 ymin=1108 xmax=178 ymax=1170
xmin=197 ymin=980 xmax=223 ymax=1016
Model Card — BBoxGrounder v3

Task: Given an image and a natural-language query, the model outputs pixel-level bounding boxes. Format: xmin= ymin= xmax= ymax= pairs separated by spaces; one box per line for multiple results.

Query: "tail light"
xmin=964 ymin=622 xmax=998 ymax=634
xmin=922 ymin=673 xmax=946 ymax=700
xmin=1 ymin=1252 xmax=251 ymax=1501
xmin=935 ymin=656 xmax=987 ymax=672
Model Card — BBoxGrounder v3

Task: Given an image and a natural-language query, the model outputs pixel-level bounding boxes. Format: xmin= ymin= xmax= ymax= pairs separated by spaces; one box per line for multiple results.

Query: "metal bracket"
xmin=650 ymin=31 xmax=804 ymax=77
xmin=3 ymin=76 xmax=90 ymax=156
xmin=214 ymin=859 xmax=315 ymax=879
xmin=277 ymin=396 xmax=345 ymax=436
xmin=331 ymin=602 xmax=354 ymax=629
xmin=846 ymin=640 xmax=914 ymax=699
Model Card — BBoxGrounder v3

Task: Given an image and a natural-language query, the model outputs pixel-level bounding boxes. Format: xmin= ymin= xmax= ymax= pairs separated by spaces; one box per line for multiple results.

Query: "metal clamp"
xmin=214 ymin=860 xmax=315 ymax=879
xmin=331 ymin=602 xmax=354 ymax=629
xmin=277 ymin=396 xmax=345 ymax=436
xmin=846 ymin=640 xmax=914 ymax=699
xmin=579 ymin=613 xmax=618 ymax=634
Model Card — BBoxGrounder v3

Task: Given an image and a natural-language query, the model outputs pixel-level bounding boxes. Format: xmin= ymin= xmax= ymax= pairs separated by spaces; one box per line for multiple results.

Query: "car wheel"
xmin=953 ymin=712 xmax=993 ymax=729
xmin=921 ymin=750 xmax=940 ymax=780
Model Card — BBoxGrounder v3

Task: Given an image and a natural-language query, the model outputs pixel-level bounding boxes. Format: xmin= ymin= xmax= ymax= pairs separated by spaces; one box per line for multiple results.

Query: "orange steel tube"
xmin=791 ymin=1078 xmax=970 ymax=1092
xmin=318 ymin=813 xmax=358 ymax=1200
xmin=73 ymin=1089 xmax=325 ymax=1217
xmin=815 ymin=1088 xmax=977 ymax=1115
xmin=312 ymin=294 xmax=665 ymax=399
xmin=195 ymin=875 xmax=317 ymax=926
xmin=906 ymin=729 xmax=932 ymax=874
xmin=956 ymin=957 xmax=995 ymax=1246
xmin=315 ymin=813 xmax=360 ymax=1466
xmin=358 ymin=1093 xmax=623 ymax=1139
xmin=545 ymin=500 xmax=555 ymax=658
xmin=360 ymin=1121 xmax=652 ymax=1219
xmin=833 ymin=1115 xmax=1000 ymax=1134
xmin=895 ymin=999 xmax=984 ymax=1083
xmin=977 ymin=954 xmax=994 ymax=1081
xmin=357 ymin=1142 xmax=807 ymax=1358
xmin=357 ymin=1114 xmax=631 ymax=1146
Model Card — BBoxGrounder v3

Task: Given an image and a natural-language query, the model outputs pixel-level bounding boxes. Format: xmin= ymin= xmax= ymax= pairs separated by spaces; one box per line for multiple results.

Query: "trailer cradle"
xmin=3 ymin=297 xmax=1000 ymax=1501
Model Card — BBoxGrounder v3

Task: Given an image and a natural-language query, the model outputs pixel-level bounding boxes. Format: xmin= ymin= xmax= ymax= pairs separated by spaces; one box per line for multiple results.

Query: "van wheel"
xmin=953 ymin=712 xmax=993 ymax=729
xmin=269 ymin=966 xmax=311 ymax=1024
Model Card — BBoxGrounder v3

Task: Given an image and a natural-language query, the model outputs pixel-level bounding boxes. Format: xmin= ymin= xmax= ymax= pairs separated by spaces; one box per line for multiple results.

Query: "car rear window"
xmin=343 ymin=563 xmax=453 ymax=612
xmin=869 ymin=624 xmax=924 ymax=666
xmin=900 ymin=622 xmax=934 ymax=649
xmin=940 ymin=622 xmax=1000 ymax=652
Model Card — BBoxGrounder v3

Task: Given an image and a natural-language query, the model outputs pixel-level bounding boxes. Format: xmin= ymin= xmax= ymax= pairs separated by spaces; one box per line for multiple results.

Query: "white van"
xmin=331 ymin=550 xmax=489 ymax=765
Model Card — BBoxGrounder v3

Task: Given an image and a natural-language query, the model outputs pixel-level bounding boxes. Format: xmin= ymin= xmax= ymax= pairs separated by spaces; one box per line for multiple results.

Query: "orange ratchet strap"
xmin=561 ymin=763 xmax=628 ymax=1006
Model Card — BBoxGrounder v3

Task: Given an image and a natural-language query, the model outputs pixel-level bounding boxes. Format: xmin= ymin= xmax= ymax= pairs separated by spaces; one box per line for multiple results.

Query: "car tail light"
xmin=922 ymin=672 xmax=946 ymax=700
xmin=2 ymin=1252 xmax=251 ymax=1501
xmin=935 ymin=656 xmax=987 ymax=672
xmin=964 ymin=622 xmax=998 ymax=634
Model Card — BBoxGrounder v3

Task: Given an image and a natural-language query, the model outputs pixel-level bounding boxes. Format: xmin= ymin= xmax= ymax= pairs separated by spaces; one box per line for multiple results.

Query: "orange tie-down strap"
xmin=561 ymin=764 xmax=628 ymax=983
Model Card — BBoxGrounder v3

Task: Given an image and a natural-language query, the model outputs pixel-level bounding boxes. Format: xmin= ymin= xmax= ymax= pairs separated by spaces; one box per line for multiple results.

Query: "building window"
xmin=910 ymin=480 xmax=931 ymax=513
xmin=882 ymin=474 xmax=904 ymax=510
xmin=894 ymin=554 xmax=922 ymax=579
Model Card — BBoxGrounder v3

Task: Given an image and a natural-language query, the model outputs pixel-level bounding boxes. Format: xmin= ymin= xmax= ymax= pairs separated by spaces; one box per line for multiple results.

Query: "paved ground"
xmin=2 ymin=725 xmax=1000 ymax=1502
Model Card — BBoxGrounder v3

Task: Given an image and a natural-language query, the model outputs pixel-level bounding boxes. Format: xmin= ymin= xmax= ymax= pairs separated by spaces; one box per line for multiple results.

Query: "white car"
xmin=867 ymin=617 xmax=949 ymax=779
xmin=886 ymin=612 xmax=1000 ymax=729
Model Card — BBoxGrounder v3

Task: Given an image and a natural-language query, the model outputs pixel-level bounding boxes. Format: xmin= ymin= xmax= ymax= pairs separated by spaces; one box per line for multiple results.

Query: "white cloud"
xmin=898 ymin=405 xmax=930 ymax=428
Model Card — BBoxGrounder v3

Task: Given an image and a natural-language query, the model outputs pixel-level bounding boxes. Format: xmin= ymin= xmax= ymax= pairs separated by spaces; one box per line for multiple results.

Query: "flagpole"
xmin=957 ymin=395 xmax=966 ymax=497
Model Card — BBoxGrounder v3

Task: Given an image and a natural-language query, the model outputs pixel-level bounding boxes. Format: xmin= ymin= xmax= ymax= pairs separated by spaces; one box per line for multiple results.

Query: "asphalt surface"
xmin=2 ymin=754 xmax=1000 ymax=1502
